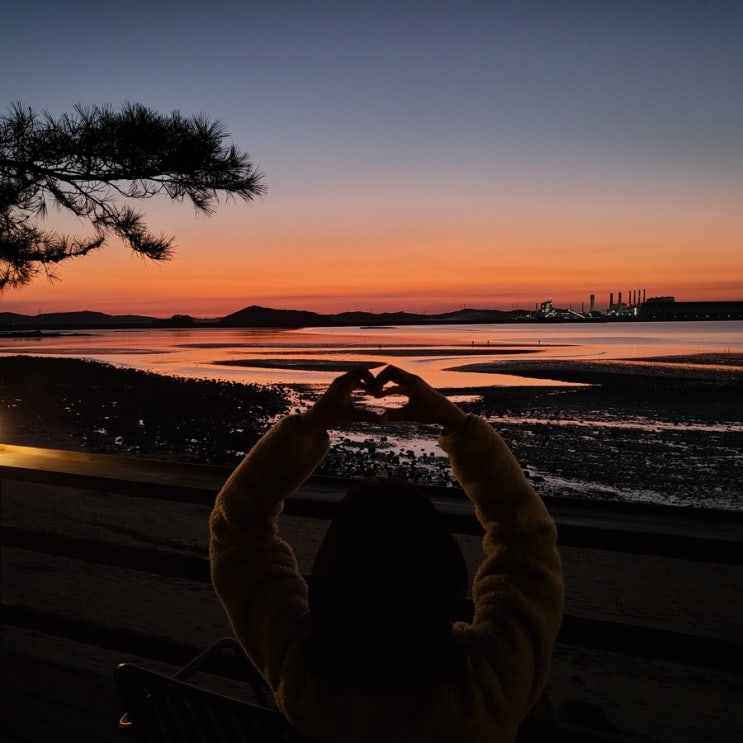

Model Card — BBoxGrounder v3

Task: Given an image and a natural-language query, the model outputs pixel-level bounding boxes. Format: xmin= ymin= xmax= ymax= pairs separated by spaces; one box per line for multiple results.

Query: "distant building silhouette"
xmin=638 ymin=299 xmax=743 ymax=321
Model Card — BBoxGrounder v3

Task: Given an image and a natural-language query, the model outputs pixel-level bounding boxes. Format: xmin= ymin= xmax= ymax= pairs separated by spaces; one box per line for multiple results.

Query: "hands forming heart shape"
xmin=298 ymin=365 xmax=468 ymax=437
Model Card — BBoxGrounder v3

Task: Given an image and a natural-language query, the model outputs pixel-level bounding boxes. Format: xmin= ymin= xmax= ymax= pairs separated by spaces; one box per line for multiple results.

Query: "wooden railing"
xmin=2 ymin=442 xmax=742 ymax=675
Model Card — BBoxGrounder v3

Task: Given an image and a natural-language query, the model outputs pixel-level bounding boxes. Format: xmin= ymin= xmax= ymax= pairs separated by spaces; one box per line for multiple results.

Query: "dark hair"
xmin=307 ymin=478 xmax=469 ymax=691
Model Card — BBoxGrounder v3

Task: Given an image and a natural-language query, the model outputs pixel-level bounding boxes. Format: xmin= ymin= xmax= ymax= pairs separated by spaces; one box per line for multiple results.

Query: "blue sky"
xmin=2 ymin=0 xmax=742 ymax=315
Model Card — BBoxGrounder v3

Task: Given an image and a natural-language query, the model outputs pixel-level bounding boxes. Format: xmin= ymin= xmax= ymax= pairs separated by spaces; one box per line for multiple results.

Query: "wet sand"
xmin=447 ymin=352 xmax=743 ymax=385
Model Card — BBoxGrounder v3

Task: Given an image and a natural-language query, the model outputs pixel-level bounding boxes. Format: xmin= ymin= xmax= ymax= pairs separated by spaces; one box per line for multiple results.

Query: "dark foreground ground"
xmin=2 ymin=353 xmax=743 ymax=742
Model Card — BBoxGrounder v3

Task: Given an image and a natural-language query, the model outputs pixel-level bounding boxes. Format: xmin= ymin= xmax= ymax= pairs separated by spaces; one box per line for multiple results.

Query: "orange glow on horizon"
xmin=2 ymin=198 xmax=742 ymax=318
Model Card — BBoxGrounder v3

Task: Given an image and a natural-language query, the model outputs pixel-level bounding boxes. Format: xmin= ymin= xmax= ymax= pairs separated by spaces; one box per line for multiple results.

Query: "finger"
xmin=332 ymin=367 xmax=372 ymax=395
xmin=374 ymin=366 xmax=419 ymax=397
xmin=353 ymin=366 xmax=380 ymax=389
xmin=341 ymin=366 xmax=368 ymax=384
xmin=389 ymin=367 xmax=424 ymax=394
xmin=374 ymin=365 xmax=409 ymax=388
xmin=355 ymin=367 xmax=378 ymax=390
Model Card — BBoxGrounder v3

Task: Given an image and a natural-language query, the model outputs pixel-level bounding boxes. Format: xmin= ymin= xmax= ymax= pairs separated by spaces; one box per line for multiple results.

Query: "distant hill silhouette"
xmin=0 ymin=305 xmax=532 ymax=330
xmin=2 ymin=301 xmax=738 ymax=331
xmin=0 ymin=310 xmax=157 ymax=329
xmin=219 ymin=305 xmax=524 ymax=327
xmin=219 ymin=305 xmax=325 ymax=327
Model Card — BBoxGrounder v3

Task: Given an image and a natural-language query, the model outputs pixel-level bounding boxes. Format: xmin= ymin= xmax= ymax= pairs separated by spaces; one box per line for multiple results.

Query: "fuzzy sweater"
xmin=209 ymin=414 xmax=564 ymax=743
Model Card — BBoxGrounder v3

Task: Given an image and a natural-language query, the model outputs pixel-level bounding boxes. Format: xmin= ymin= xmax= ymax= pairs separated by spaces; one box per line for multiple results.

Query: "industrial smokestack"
xmin=610 ymin=292 xmax=614 ymax=308
xmin=590 ymin=294 xmax=595 ymax=312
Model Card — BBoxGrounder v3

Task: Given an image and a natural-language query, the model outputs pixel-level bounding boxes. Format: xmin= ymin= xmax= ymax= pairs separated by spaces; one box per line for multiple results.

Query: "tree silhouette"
xmin=0 ymin=103 xmax=266 ymax=290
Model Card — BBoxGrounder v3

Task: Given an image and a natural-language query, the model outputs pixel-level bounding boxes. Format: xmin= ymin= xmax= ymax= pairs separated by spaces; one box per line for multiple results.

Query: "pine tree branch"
xmin=0 ymin=102 xmax=266 ymax=290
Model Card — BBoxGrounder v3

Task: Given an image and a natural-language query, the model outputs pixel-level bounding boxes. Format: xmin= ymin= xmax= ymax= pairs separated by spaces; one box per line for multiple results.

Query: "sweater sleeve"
xmin=209 ymin=415 xmax=330 ymax=687
xmin=439 ymin=415 xmax=564 ymax=722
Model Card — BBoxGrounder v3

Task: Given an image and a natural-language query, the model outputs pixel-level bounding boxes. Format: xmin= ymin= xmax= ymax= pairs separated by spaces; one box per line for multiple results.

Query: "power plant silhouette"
xmin=535 ymin=291 xmax=742 ymax=321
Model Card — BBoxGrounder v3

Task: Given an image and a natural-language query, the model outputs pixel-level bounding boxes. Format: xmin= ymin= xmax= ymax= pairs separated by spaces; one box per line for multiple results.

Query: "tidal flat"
xmin=1 ymin=353 xmax=741 ymax=510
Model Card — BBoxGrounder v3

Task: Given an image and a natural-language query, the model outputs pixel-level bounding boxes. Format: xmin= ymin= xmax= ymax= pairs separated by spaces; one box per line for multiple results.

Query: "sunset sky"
xmin=2 ymin=0 xmax=742 ymax=317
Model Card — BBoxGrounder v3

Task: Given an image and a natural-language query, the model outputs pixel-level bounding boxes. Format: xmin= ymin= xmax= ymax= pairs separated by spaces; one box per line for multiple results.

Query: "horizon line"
xmin=4 ymin=297 xmax=743 ymax=322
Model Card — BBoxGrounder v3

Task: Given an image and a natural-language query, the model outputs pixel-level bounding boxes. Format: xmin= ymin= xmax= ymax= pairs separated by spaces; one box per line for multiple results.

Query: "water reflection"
xmin=0 ymin=321 xmax=740 ymax=390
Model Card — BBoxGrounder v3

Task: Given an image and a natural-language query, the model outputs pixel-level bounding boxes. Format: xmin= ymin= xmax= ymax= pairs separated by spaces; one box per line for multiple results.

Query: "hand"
xmin=299 ymin=367 xmax=382 ymax=437
xmin=372 ymin=365 xmax=468 ymax=432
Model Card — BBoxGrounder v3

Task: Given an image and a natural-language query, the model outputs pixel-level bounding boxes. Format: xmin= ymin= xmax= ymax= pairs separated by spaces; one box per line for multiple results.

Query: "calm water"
xmin=1 ymin=320 xmax=740 ymax=388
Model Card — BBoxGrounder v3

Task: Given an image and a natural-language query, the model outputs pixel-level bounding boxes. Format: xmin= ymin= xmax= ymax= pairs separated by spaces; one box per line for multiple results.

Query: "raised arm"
xmin=375 ymin=366 xmax=564 ymax=721
xmin=209 ymin=367 xmax=379 ymax=684
xmin=439 ymin=416 xmax=563 ymax=718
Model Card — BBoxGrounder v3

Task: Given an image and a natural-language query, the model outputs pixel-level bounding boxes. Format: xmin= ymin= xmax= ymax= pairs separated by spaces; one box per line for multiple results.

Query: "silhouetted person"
xmin=210 ymin=366 xmax=564 ymax=742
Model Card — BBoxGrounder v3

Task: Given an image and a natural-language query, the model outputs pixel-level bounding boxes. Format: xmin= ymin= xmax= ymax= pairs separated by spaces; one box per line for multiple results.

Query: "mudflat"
xmin=1 ymin=353 xmax=742 ymax=508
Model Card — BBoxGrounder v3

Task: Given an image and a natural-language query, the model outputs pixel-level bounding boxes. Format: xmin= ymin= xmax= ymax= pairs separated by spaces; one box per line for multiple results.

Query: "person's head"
xmin=307 ymin=478 xmax=468 ymax=690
